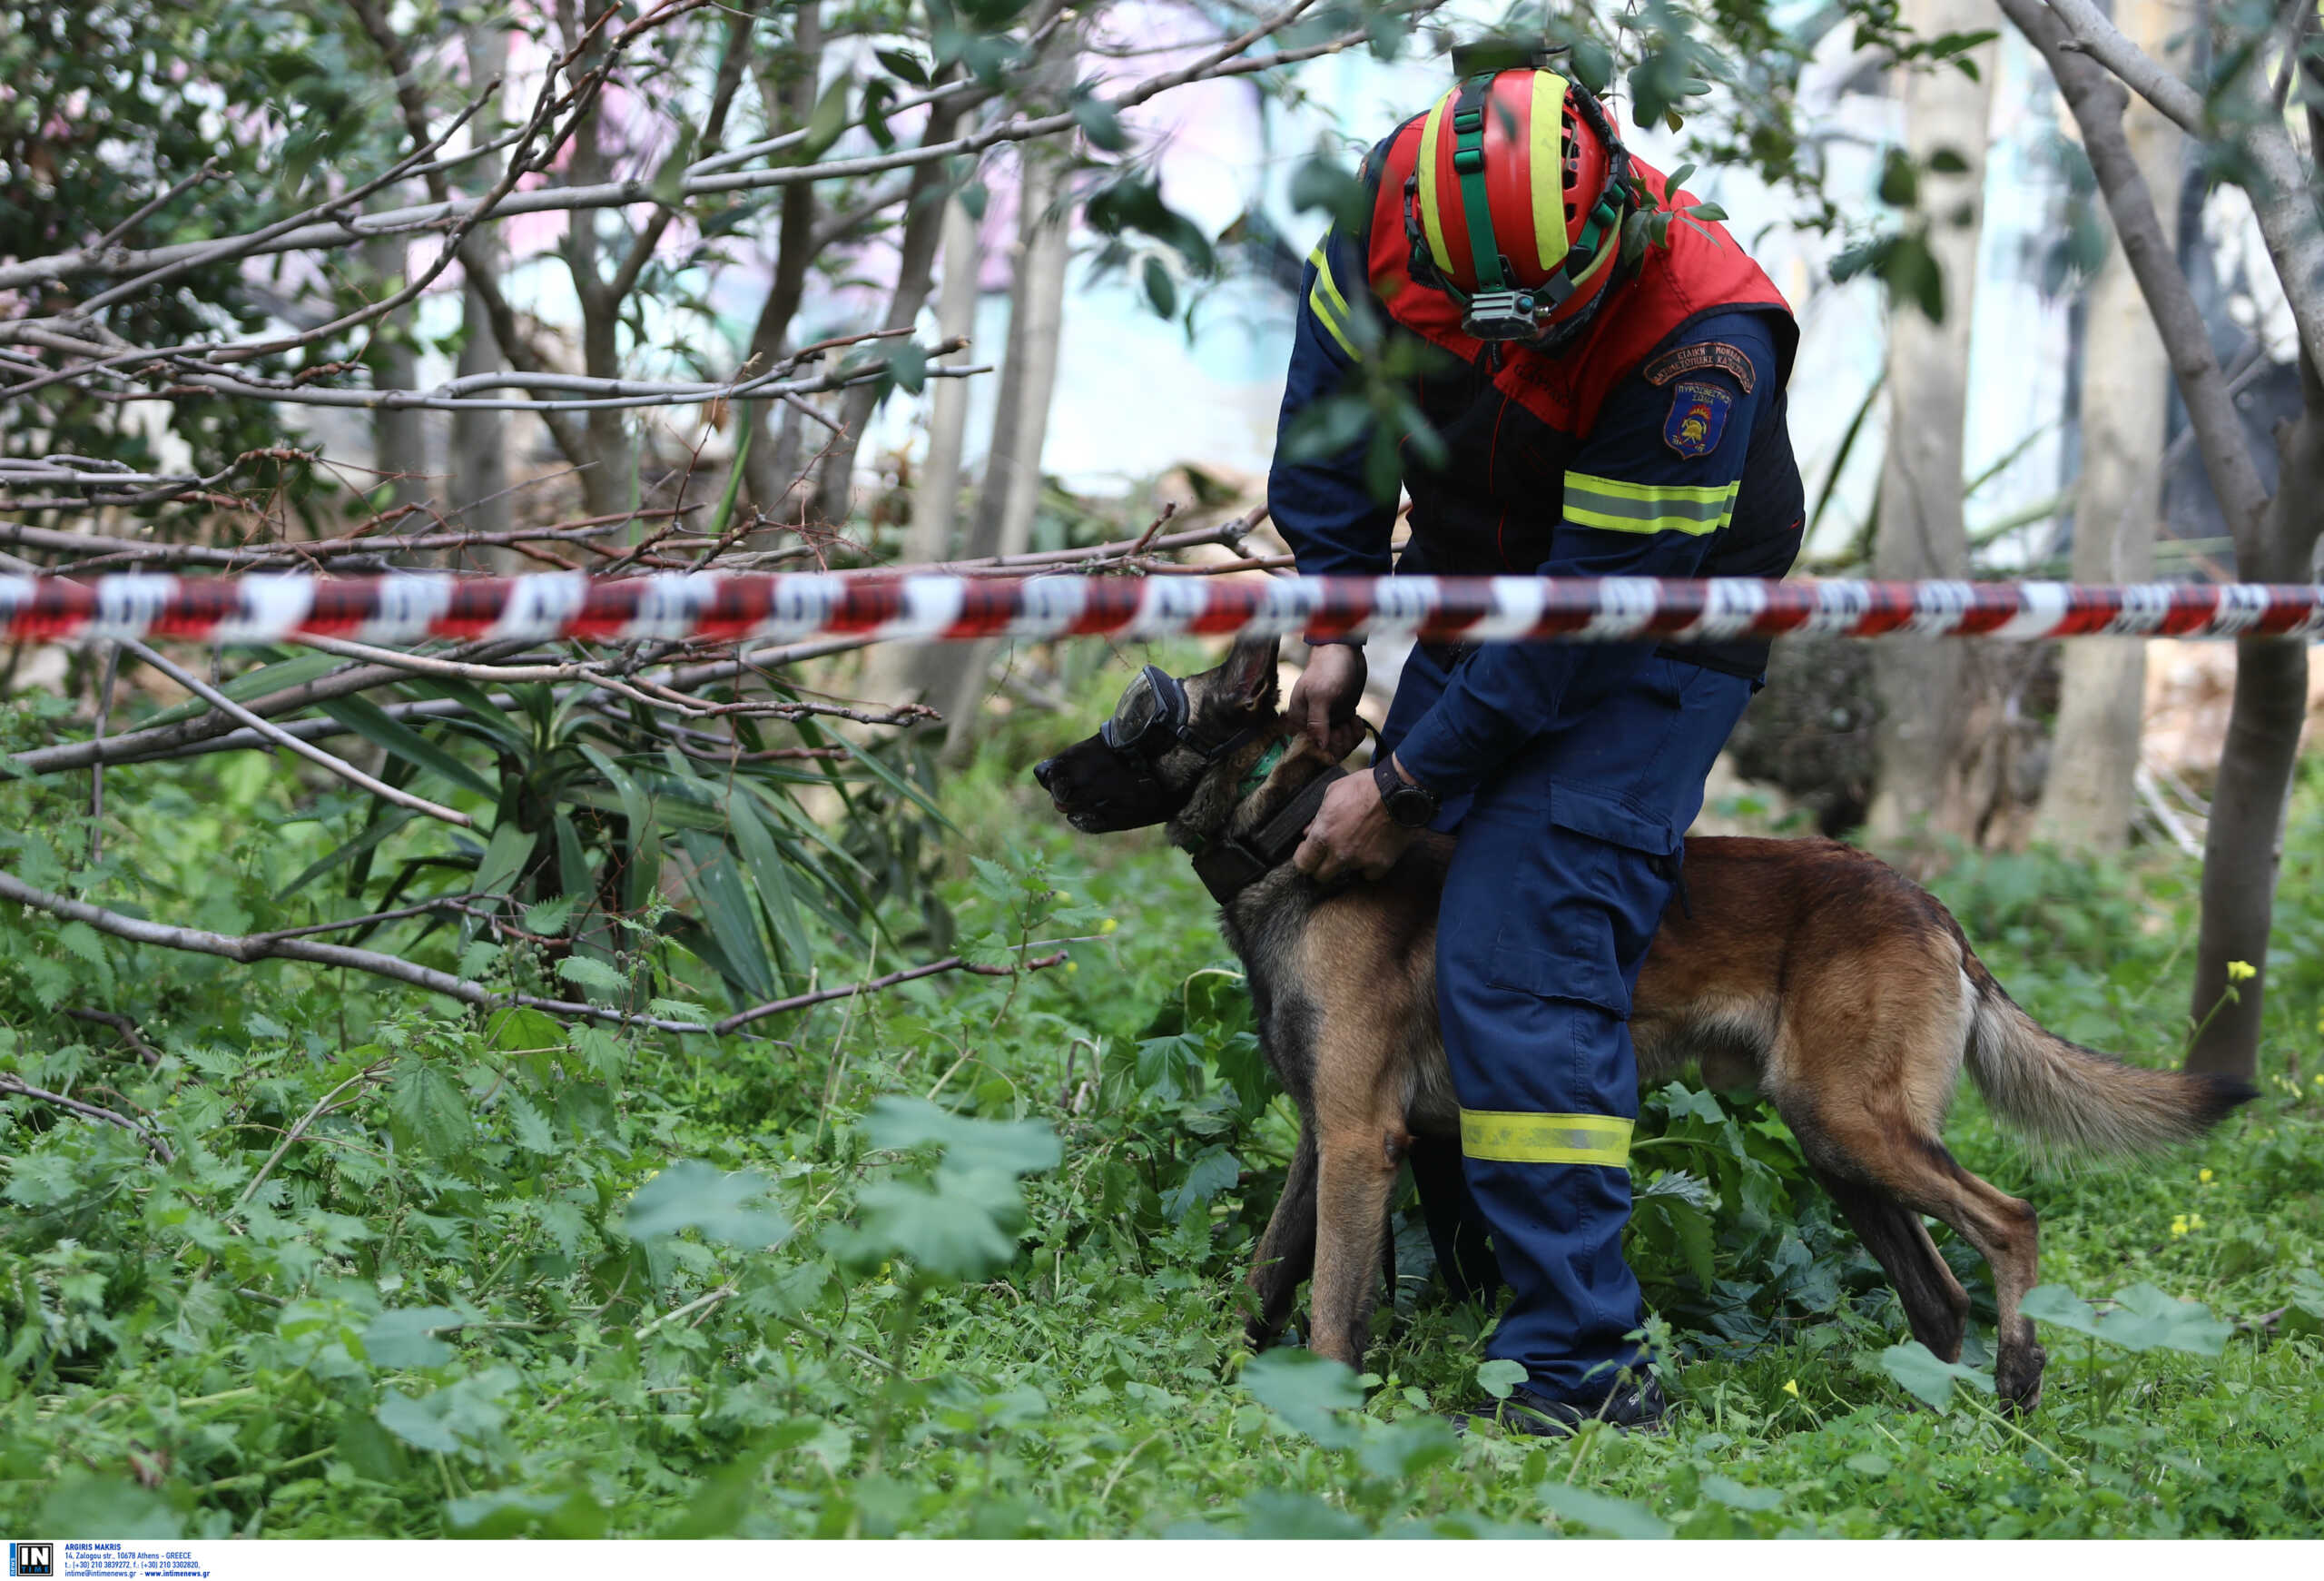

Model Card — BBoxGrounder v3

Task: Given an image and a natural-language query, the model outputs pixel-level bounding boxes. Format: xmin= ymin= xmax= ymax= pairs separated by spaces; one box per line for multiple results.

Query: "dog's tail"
xmin=1962 ymin=954 xmax=2255 ymax=1155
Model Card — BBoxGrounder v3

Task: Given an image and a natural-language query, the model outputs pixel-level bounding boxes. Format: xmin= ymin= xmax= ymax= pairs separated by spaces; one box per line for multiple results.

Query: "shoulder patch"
xmin=1641 ymin=341 xmax=1757 ymax=393
xmin=1663 ymin=380 xmax=1733 ymax=459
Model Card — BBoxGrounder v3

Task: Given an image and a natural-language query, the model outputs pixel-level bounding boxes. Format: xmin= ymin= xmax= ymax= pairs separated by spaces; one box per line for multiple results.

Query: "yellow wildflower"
xmin=1099 ymin=917 xmax=1118 ymax=934
xmin=2190 ymin=1213 xmax=2204 ymax=1230
xmin=1065 ymin=961 xmax=1079 ymax=973
xmin=1782 ymin=1378 xmax=1800 ymax=1398
xmin=2171 ymin=1215 xmax=2190 ymax=1237
xmin=2227 ymin=960 xmax=2257 ymax=983
xmin=2199 ymin=1168 xmax=2215 ymax=1186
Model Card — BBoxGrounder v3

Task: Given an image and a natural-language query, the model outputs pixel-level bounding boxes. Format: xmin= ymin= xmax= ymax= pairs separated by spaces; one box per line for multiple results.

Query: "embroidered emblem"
xmin=1663 ymin=380 xmax=1733 ymax=459
xmin=1641 ymin=341 xmax=1757 ymax=393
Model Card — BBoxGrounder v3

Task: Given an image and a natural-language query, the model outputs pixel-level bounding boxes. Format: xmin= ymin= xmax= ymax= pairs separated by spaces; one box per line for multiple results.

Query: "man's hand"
xmin=1295 ymin=759 xmax=1420 ymax=884
xmin=1286 ymin=644 xmax=1368 ymax=762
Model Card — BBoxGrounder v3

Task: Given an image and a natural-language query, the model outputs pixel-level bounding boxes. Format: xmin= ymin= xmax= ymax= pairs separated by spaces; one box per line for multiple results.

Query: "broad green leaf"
xmin=556 ymin=954 xmax=627 ymax=995
xmin=1240 ymin=1349 xmax=1363 ymax=1448
xmin=523 ymin=894 xmax=576 ymax=937
xmin=1701 ymin=1474 xmax=1783 ymax=1511
xmin=622 ymin=1161 xmax=791 ymax=1249
xmin=1538 ymin=1483 xmax=1672 ymax=1539
xmin=840 ymin=1170 xmax=1025 ymax=1280
xmin=472 ymin=820 xmax=533 ymax=903
xmin=1159 ymin=1143 xmax=1238 ymax=1219
xmin=318 ymin=695 xmax=496 ymax=798
xmin=389 ymin=1056 xmax=474 ymax=1158
xmin=132 ymin=650 xmax=343 ymax=730
xmin=1869 ymin=1339 xmax=1994 ymax=1410
xmin=863 ymin=1098 xmax=1059 ymax=1176
xmin=1474 ymin=1358 xmax=1528 ymax=1401
xmin=679 ymin=829 xmax=775 ymax=1001
xmin=361 ymin=1306 xmax=463 ymax=1369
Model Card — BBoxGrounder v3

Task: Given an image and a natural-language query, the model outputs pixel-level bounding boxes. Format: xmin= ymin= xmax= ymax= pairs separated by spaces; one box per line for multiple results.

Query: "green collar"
xmin=1236 ymin=738 xmax=1288 ymax=802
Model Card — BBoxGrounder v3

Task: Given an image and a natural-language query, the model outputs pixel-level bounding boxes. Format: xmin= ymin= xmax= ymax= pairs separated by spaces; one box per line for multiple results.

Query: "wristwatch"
xmin=1373 ymin=756 xmax=1441 ymax=828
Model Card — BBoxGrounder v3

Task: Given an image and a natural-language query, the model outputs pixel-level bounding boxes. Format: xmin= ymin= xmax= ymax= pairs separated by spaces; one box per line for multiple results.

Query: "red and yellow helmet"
xmin=1401 ymin=68 xmax=1631 ymax=342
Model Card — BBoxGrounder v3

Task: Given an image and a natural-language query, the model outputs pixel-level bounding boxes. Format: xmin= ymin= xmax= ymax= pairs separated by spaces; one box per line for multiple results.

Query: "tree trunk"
xmin=941 ymin=138 xmax=1074 ymax=757
xmin=2030 ymin=0 xmax=2183 ymax=851
xmin=812 ymin=100 xmax=968 ymax=528
xmin=452 ymin=20 xmax=510 ymax=548
xmin=1866 ymin=7 xmax=1999 ymax=845
xmin=360 ymin=232 xmax=428 ymax=515
xmin=2188 ymin=351 xmax=2324 ymax=1078
xmin=740 ymin=5 xmax=823 ymax=522
xmin=888 ymin=198 xmax=982 ymax=706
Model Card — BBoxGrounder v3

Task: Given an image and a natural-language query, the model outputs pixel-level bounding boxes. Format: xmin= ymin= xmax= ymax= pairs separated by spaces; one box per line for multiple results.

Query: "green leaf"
xmin=800 ymin=73 xmax=851 ymax=162
xmin=1869 ymin=1339 xmax=1994 ymax=1410
xmin=1141 ymin=255 xmax=1177 ymax=320
xmin=1159 ymin=1143 xmax=1237 ymax=1218
xmin=39 ymin=1473 xmax=183 ymax=1538
xmin=1475 ymin=1358 xmax=1528 ymax=1401
xmin=556 ymin=954 xmax=627 ymax=995
xmin=843 ymin=1170 xmax=1027 ymax=1280
xmin=2022 ymin=1278 xmax=2230 ymax=1354
xmin=874 ymin=47 xmax=930 ymax=86
xmin=374 ymin=1389 xmax=462 ymax=1454
xmin=389 ymin=1056 xmax=474 ymax=1158
xmin=523 ymin=895 xmax=576 ymax=937
xmin=1877 ymin=148 xmax=1919 ymax=209
xmin=863 ymin=1098 xmax=1060 ymax=1176
xmin=1538 ymin=1482 xmax=1672 ymax=1539
xmin=679 ymin=828 xmax=774 ymax=1001
xmin=315 ymin=697 xmax=496 ymax=799
xmin=1288 ymin=154 xmax=1370 ymax=232
xmin=1071 ymin=93 xmax=1127 ymax=153
xmin=1701 ymin=1473 xmax=1783 ymax=1511
xmin=361 ymin=1306 xmax=463 ymax=1369
xmin=472 ymin=819 xmax=534 ymax=903
xmin=724 ymin=788 xmax=811 ymax=987
xmin=648 ymin=124 xmax=698 ymax=208
xmin=132 ymin=650 xmax=341 ymax=731
xmin=622 ymin=1161 xmax=791 ymax=1249
xmin=1241 ymin=1349 xmax=1363 ymax=1448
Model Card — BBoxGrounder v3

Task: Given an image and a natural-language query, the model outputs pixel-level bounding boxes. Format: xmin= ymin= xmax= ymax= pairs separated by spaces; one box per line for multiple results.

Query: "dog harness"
xmin=1186 ymin=746 xmax=1347 ymax=904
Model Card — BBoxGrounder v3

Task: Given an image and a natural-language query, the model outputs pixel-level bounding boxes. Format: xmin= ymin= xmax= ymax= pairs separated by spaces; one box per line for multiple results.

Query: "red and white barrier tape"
xmin=2 ymin=572 xmax=2320 ymax=647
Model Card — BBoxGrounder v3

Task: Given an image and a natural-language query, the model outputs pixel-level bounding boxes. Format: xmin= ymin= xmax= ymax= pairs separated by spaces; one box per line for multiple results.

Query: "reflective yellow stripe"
xmin=1530 ymin=72 xmax=1571 ymax=274
xmin=1416 ymin=94 xmax=1454 ymax=276
xmin=1308 ymin=285 xmax=1357 ymax=358
xmin=1308 ymin=244 xmax=1351 ymax=320
xmin=1461 ymin=1109 xmax=1633 ymax=1167
xmin=1563 ymin=472 xmax=1740 ymax=538
xmin=1305 ymin=245 xmax=1358 ymax=359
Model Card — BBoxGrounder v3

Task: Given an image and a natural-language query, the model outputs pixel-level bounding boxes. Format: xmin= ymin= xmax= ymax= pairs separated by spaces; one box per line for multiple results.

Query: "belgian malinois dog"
xmin=1033 ymin=638 xmax=2255 ymax=1414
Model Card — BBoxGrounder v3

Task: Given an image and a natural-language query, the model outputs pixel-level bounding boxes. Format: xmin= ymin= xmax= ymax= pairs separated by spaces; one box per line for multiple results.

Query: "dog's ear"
xmin=1219 ymin=636 xmax=1282 ymax=712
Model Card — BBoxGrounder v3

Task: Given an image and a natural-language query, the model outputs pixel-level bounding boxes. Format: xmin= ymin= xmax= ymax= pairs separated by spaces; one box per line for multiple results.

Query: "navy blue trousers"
xmin=1380 ymin=643 xmax=1753 ymax=1400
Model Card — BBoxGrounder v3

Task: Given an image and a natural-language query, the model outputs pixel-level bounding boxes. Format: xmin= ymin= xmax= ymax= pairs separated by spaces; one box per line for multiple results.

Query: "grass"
xmin=3 ymin=652 xmax=2322 ymax=1537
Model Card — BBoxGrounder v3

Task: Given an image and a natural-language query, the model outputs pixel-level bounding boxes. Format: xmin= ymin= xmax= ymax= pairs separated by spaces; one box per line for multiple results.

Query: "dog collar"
xmin=1189 ymin=766 xmax=1347 ymax=905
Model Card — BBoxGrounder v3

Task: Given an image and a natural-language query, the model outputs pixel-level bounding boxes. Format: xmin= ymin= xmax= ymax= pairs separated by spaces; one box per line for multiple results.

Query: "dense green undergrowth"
xmin=5 ymin=657 xmax=2324 ymax=1538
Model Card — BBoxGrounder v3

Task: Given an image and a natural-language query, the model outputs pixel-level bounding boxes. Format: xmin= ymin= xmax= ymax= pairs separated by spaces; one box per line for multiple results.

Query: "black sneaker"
xmin=1449 ymin=1376 xmax=1668 ymax=1438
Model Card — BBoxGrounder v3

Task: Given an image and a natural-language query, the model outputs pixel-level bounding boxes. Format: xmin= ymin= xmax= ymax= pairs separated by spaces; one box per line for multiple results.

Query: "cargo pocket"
xmin=1482 ymin=784 xmax=1680 ymax=1020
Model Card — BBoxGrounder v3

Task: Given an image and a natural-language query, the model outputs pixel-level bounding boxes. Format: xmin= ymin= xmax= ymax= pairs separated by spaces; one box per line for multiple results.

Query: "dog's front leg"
xmin=1244 ymin=1123 xmax=1318 ymax=1350
xmin=1305 ymin=1120 xmax=1406 ymax=1369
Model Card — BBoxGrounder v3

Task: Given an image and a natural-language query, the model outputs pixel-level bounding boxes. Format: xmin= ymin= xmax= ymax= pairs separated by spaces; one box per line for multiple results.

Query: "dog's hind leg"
xmin=1811 ymin=1165 xmax=1971 ymax=1361
xmin=1244 ymin=1123 xmax=1318 ymax=1351
xmin=1877 ymin=1141 xmax=2046 ymax=1416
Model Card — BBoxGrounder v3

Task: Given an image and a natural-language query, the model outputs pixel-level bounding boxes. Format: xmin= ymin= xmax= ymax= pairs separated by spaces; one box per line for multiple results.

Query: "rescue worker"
xmin=1272 ymin=52 xmax=1804 ymax=1435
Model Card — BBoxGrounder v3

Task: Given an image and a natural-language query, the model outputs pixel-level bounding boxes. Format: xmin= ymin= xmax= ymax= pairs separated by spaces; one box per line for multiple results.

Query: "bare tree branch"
xmin=0 ymin=1072 xmax=173 ymax=1162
